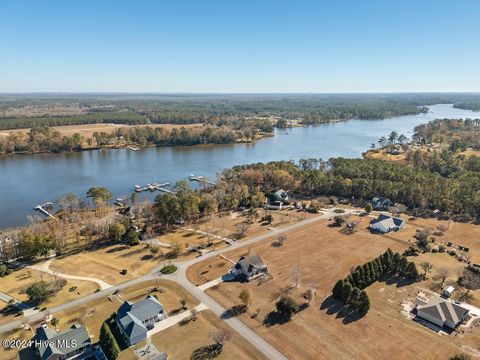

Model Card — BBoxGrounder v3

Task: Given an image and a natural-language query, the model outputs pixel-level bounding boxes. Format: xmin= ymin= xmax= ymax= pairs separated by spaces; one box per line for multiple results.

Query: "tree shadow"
xmin=220 ymin=305 xmax=247 ymax=319
xmin=263 ymin=311 xmax=291 ymax=327
xmin=141 ymin=254 xmax=154 ymax=261
xmin=380 ymin=273 xmax=415 ymax=288
xmin=191 ymin=344 xmax=223 ymax=360
xmin=319 ymin=295 xmax=364 ymax=324
xmin=106 ymin=245 xmax=129 ymax=253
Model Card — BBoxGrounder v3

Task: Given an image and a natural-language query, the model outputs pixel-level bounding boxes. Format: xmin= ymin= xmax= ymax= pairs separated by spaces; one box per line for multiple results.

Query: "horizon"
xmin=1 ymin=0 xmax=480 ymax=93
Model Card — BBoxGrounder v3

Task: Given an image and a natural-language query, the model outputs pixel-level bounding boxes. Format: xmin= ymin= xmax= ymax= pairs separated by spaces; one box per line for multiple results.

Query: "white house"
xmin=416 ymin=296 xmax=469 ymax=329
xmin=369 ymin=214 xmax=406 ymax=233
xmin=230 ymin=255 xmax=268 ymax=281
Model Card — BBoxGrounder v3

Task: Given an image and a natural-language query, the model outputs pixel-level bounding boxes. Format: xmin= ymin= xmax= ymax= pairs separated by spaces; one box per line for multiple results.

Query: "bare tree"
xmin=303 ymin=288 xmax=317 ymax=304
xmin=235 ymin=222 xmax=250 ymax=239
xmin=420 ymin=262 xmax=433 ymax=279
xmin=458 ymin=268 xmax=480 ymax=300
xmin=211 ymin=328 xmax=231 ymax=347
xmin=436 ymin=268 xmax=450 ymax=287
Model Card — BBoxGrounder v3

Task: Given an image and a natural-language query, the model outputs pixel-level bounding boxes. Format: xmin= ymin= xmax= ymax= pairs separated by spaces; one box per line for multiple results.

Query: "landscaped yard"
xmin=190 ymin=217 xmax=480 ymax=359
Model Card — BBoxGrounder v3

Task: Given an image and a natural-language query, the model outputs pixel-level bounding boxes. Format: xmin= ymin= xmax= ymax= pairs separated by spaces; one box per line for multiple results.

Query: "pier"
xmin=33 ymin=203 xmax=59 ymax=221
xmin=134 ymin=182 xmax=172 ymax=193
xmin=188 ymin=174 xmax=216 ymax=186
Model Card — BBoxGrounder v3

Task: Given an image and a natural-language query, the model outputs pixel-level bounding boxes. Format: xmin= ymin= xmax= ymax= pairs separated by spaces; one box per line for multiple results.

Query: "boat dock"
xmin=188 ymin=174 xmax=216 ymax=186
xmin=134 ymin=182 xmax=171 ymax=193
xmin=33 ymin=203 xmax=59 ymax=221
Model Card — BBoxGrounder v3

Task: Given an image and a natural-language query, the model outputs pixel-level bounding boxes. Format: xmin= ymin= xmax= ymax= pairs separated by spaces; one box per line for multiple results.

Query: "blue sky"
xmin=1 ymin=0 xmax=479 ymax=93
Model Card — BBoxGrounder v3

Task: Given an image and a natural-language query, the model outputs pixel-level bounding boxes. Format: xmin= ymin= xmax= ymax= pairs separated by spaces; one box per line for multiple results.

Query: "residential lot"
xmin=190 ymin=217 xmax=480 ymax=359
xmin=148 ymin=310 xmax=267 ymax=360
xmin=50 ymin=243 xmax=162 ymax=285
xmin=0 ymin=280 xmax=199 ymax=360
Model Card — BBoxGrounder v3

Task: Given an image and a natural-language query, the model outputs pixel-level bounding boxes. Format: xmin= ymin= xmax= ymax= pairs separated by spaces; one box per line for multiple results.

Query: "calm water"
xmin=0 ymin=104 xmax=478 ymax=229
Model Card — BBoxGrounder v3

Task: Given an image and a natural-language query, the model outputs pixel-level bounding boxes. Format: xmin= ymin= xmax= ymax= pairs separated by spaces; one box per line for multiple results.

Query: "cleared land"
xmin=190 ymin=216 xmax=480 ymax=360
xmin=50 ymin=243 xmax=162 ymax=285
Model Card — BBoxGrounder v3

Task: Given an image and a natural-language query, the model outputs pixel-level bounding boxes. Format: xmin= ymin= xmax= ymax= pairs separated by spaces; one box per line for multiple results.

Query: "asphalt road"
xmin=0 ymin=208 xmax=349 ymax=359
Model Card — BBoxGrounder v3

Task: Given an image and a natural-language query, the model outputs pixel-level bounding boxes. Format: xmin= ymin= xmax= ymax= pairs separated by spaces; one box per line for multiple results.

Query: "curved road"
xmin=0 ymin=208 xmax=350 ymax=360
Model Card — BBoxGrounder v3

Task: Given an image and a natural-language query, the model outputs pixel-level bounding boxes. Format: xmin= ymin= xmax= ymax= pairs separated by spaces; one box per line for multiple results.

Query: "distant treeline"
xmin=0 ymin=111 xmax=148 ymax=130
xmin=6 ymin=93 xmax=480 ymax=130
xmin=453 ymin=102 xmax=480 ymax=112
xmin=0 ymin=124 xmax=263 ymax=155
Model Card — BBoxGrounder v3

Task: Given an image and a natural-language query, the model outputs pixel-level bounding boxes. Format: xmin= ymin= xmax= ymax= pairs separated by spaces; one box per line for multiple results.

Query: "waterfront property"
xmin=230 ymin=255 xmax=268 ymax=281
xmin=116 ymin=295 xmax=168 ymax=346
xmin=416 ymin=296 xmax=469 ymax=330
xmin=33 ymin=323 xmax=92 ymax=360
xmin=369 ymin=214 xmax=406 ymax=233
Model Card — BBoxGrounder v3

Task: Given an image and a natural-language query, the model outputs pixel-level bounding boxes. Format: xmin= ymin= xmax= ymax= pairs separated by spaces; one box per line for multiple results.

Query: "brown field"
xmin=363 ymin=149 xmax=408 ymax=162
xmin=0 ymin=268 xmax=99 ymax=324
xmin=50 ymin=243 xmax=162 ymax=285
xmin=190 ymin=217 xmax=480 ymax=360
xmin=148 ymin=310 xmax=267 ymax=360
xmin=0 ymin=123 xmax=203 ymax=139
xmin=195 ymin=209 xmax=316 ymax=242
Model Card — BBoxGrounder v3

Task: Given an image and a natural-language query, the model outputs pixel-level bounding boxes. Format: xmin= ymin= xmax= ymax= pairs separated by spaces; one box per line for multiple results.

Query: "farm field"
xmin=190 ymin=217 xmax=480 ymax=359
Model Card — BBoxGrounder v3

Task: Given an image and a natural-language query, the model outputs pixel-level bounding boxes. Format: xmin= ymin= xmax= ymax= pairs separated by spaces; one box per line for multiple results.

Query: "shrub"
xmin=276 ymin=296 xmax=298 ymax=318
xmin=160 ymin=265 xmax=177 ymax=274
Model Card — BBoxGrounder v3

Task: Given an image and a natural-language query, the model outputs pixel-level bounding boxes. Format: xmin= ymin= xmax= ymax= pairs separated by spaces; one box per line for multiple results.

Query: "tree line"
xmin=332 ymin=249 xmax=419 ymax=316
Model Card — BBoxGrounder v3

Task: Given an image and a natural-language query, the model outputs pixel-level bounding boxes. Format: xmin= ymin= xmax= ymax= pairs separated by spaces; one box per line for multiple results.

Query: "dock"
xmin=134 ymin=182 xmax=172 ymax=193
xmin=33 ymin=203 xmax=59 ymax=221
xmin=188 ymin=174 xmax=215 ymax=186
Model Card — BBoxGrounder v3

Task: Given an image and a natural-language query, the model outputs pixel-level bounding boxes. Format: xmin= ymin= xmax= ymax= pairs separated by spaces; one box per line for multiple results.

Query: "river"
xmin=0 ymin=104 xmax=478 ymax=229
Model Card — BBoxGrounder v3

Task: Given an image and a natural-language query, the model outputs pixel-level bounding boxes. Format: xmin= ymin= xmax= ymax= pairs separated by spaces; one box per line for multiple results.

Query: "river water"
xmin=0 ymin=104 xmax=478 ymax=229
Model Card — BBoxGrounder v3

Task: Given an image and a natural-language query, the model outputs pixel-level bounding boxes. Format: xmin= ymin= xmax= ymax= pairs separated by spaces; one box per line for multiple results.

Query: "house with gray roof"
xmin=33 ymin=323 xmax=92 ymax=360
xmin=369 ymin=214 xmax=406 ymax=233
xmin=230 ymin=255 xmax=268 ymax=281
xmin=116 ymin=295 xmax=167 ymax=346
xmin=416 ymin=296 xmax=469 ymax=329
xmin=371 ymin=196 xmax=394 ymax=210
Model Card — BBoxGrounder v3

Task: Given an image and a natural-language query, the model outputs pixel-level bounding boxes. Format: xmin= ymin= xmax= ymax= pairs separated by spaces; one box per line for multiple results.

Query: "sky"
xmin=1 ymin=0 xmax=479 ymax=93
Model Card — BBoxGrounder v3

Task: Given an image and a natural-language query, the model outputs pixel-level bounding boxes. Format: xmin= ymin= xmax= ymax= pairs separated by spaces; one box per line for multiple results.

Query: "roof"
xmin=445 ymin=286 xmax=455 ymax=293
xmin=117 ymin=295 xmax=164 ymax=339
xmin=370 ymin=214 xmax=405 ymax=227
xmin=417 ymin=296 xmax=469 ymax=326
xmin=118 ymin=313 xmax=147 ymax=338
xmin=118 ymin=295 xmax=164 ymax=323
xmin=238 ymin=255 xmax=266 ymax=271
xmin=34 ymin=324 xmax=91 ymax=360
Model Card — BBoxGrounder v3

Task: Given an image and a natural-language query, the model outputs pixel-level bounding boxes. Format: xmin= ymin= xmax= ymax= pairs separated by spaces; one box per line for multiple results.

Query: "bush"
xmin=276 ymin=296 xmax=298 ymax=318
xmin=160 ymin=265 xmax=177 ymax=274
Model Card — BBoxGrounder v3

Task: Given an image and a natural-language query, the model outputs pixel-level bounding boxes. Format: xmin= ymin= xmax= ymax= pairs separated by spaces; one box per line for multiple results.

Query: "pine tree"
xmin=357 ymin=290 xmax=370 ymax=316
xmin=332 ymin=279 xmax=344 ymax=300
xmin=348 ymin=287 xmax=361 ymax=308
xmin=340 ymin=282 xmax=353 ymax=304
xmin=405 ymin=261 xmax=420 ymax=280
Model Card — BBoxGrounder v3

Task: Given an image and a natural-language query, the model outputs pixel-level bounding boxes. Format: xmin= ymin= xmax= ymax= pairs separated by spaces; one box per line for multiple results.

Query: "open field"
xmin=149 ymin=310 xmax=267 ymax=360
xmin=50 ymin=243 xmax=162 ymax=285
xmin=194 ymin=208 xmax=316 ymax=242
xmin=190 ymin=217 xmax=480 ymax=359
xmin=0 ymin=123 xmax=203 ymax=138
xmin=0 ymin=268 xmax=99 ymax=324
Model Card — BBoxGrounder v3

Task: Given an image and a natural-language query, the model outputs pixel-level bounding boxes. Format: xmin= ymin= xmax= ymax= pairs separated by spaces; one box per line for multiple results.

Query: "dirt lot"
xmin=50 ymin=243 xmax=162 ymax=284
xmin=190 ymin=218 xmax=480 ymax=359
xmin=149 ymin=310 xmax=267 ymax=360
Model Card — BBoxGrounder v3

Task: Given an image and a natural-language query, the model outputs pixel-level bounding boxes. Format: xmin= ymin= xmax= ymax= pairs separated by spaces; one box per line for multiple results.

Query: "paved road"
xmin=0 ymin=208 xmax=349 ymax=359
